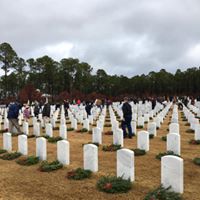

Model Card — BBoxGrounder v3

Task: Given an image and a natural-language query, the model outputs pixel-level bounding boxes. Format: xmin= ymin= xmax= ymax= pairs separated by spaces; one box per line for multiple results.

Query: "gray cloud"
xmin=1 ymin=0 xmax=200 ymax=77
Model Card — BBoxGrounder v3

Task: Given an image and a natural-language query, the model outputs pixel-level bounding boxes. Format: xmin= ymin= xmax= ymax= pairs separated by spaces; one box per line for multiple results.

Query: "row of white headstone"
xmin=167 ymin=105 xmax=181 ymax=155
xmin=3 ymin=132 xmax=69 ymax=164
xmin=2 ymin=132 xmax=183 ymax=194
xmin=0 ymin=100 xmax=169 ymax=136
xmin=19 ymin=121 xmax=67 ymax=139
xmin=183 ymin=104 xmax=200 ymax=140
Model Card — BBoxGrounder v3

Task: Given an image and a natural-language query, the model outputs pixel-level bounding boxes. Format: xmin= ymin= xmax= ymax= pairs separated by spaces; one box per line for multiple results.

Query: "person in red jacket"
xmin=77 ymin=99 xmax=81 ymax=106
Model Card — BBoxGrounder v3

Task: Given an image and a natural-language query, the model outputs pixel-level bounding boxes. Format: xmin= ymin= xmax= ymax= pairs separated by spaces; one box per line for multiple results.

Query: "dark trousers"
xmin=65 ymin=109 xmax=68 ymax=117
xmin=121 ymin=116 xmax=132 ymax=137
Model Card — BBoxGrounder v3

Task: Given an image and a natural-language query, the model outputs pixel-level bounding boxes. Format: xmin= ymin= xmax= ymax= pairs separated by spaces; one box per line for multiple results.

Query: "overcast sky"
xmin=1 ymin=0 xmax=200 ymax=77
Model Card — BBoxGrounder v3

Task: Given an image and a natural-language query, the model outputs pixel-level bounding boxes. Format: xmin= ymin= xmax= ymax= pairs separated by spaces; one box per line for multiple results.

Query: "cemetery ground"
xmin=0 ymin=110 xmax=199 ymax=200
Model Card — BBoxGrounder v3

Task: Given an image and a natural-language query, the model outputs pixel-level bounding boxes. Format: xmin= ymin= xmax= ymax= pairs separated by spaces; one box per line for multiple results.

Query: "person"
xmin=121 ymin=97 xmax=133 ymax=138
xmin=85 ymin=101 xmax=92 ymax=117
xmin=7 ymin=101 xmax=22 ymax=135
xmin=95 ymin=99 xmax=102 ymax=112
xmin=64 ymin=100 xmax=69 ymax=117
xmin=106 ymin=99 xmax=112 ymax=108
xmin=42 ymin=98 xmax=51 ymax=125
xmin=55 ymin=102 xmax=61 ymax=110
xmin=23 ymin=104 xmax=30 ymax=122
xmin=77 ymin=99 xmax=81 ymax=106
xmin=34 ymin=101 xmax=40 ymax=118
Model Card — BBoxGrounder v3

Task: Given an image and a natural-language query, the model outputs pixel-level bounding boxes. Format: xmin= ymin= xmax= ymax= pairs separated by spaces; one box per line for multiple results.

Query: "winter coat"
xmin=42 ymin=103 xmax=51 ymax=117
xmin=23 ymin=108 xmax=30 ymax=119
xmin=7 ymin=103 xmax=20 ymax=119
xmin=122 ymin=102 xmax=132 ymax=118
xmin=34 ymin=105 xmax=40 ymax=116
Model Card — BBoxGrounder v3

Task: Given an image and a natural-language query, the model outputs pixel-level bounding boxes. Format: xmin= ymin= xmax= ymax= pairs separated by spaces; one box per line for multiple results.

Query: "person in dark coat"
xmin=64 ymin=100 xmax=70 ymax=117
xmin=42 ymin=103 xmax=50 ymax=117
xmin=7 ymin=101 xmax=22 ymax=135
xmin=85 ymin=102 xmax=92 ymax=117
xmin=34 ymin=101 xmax=40 ymax=118
xmin=42 ymin=99 xmax=51 ymax=124
xmin=121 ymin=97 xmax=133 ymax=138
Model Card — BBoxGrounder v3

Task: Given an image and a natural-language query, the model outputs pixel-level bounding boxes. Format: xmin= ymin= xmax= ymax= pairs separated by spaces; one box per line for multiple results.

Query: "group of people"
xmin=6 ymin=97 xmax=153 ymax=139
xmin=7 ymin=99 xmax=51 ymax=135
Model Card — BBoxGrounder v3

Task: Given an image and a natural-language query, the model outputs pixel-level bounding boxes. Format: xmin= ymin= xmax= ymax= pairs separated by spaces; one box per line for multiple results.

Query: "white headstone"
xmin=191 ymin=118 xmax=199 ymax=131
xmin=3 ymin=132 xmax=12 ymax=151
xmin=40 ymin=118 xmax=45 ymax=128
xmin=112 ymin=120 xmax=119 ymax=133
xmin=147 ymin=122 xmax=157 ymax=136
xmin=144 ymin=113 xmax=149 ymax=122
xmin=131 ymin=121 xmax=137 ymax=135
xmin=113 ymin=128 xmax=124 ymax=147
xmin=32 ymin=117 xmax=37 ymax=126
xmin=167 ymin=133 xmax=180 ymax=155
xmin=117 ymin=149 xmax=135 ymax=182
xmin=18 ymin=135 xmax=28 ymax=155
xmin=137 ymin=131 xmax=149 ymax=151
xmin=51 ymin=117 xmax=56 ymax=128
xmin=155 ymin=117 xmax=161 ymax=128
xmin=45 ymin=123 xmax=53 ymax=137
xmin=195 ymin=124 xmax=200 ymax=140
xmin=137 ymin=116 xmax=144 ymax=127
xmin=36 ymin=137 xmax=47 ymax=160
xmin=89 ymin=115 xmax=94 ymax=125
xmin=23 ymin=121 xmax=29 ymax=135
xmin=83 ymin=119 xmax=90 ymax=131
xmin=57 ymin=140 xmax=69 ymax=165
xmin=92 ymin=127 xmax=102 ymax=144
xmin=71 ymin=118 xmax=78 ymax=130
xmin=97 ymin=120 xmax=104 ymax=132
xmin=169 ymin=123 xmax=180 ymax=134
xmin=33 ymin=122 xmax=40 ymax=136
xmin=59 ymin=124 xmax=67 ymax=139
xmin=83 ymin=144 xmax=98 ymax=172
xmin=38 ymin=113 xmax=43 ymax=121
xmin=60 ymin=117 xmax=66 ymax=125
xmin=161 ymin=155 xmax=183 ymax=193
xmin=171 ymin=117 xmax=178 ymax=124
xmin=4 ymin=118 xmax=9 ymax=130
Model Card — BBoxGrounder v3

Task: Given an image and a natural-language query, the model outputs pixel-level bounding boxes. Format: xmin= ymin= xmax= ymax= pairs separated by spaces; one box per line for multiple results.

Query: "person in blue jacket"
xmin=7 ymin=101 xmax=22 ymax=135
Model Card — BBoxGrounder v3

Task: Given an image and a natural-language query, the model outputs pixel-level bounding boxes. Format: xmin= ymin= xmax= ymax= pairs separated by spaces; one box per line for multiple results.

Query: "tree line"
xmin=0 ymin=42 xmax=200 ymax=103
